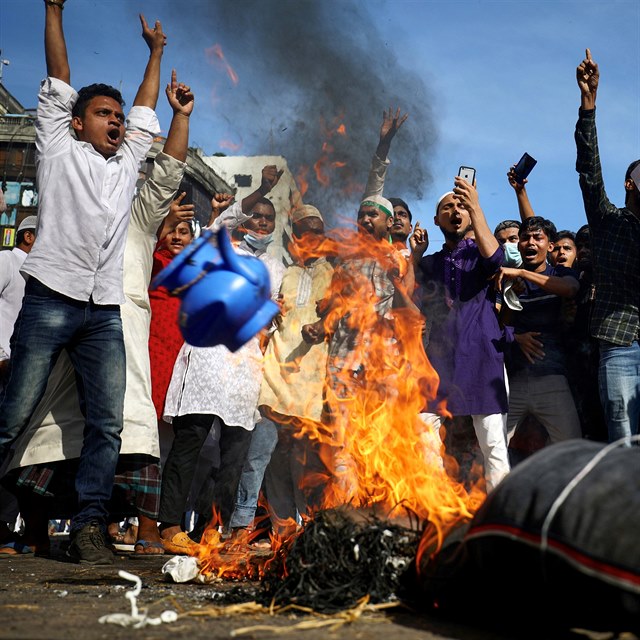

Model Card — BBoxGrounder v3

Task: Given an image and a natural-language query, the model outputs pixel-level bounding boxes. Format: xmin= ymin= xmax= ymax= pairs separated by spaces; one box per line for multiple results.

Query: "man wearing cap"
xmin=227 ymin=204 xmax=334 ymax=541
xmin=0 ymin=216 xmax=36 ymax=555
xmin=301 ymin=190 xmax=417 ymax=497
xmin=412 ymin=178 xmax=510 ymax=493
xmin=0 ymin=216 xmax=37 ymax=384
xmin=362 ymin=108 xmax=414 ymax=253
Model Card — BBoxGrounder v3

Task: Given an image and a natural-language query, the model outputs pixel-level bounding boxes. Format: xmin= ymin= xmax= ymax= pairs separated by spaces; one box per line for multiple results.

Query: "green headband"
xmin=360 ymin=200 xmax=393 ymax=218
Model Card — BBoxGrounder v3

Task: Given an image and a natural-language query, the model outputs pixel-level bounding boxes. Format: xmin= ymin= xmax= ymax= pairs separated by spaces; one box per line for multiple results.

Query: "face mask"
xmin=502 ymin=241 xmax=523 ymax=267
xmin=244 ymin=231 xmax=274 ymax=251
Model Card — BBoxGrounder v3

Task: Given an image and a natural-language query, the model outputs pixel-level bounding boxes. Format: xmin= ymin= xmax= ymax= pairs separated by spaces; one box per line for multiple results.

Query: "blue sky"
xmin=1 ymin=0 xmax=638 ymax=242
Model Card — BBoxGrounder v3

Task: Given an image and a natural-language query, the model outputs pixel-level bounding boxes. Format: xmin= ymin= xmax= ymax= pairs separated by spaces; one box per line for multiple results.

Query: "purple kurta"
xmin=419 ymin=238 xmax=507 ymax=416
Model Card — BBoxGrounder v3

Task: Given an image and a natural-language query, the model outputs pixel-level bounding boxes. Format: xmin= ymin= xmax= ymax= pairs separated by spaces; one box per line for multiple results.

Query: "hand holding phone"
xmin=458 ymin=166 xmax=476 ymax=186
xmin=513 ymin=153 xmax=537 ymax=185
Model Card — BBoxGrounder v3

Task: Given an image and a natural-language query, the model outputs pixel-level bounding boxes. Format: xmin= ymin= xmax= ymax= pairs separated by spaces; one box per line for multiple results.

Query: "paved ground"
xmin=0 ymin=539 xmax=627 ymax=640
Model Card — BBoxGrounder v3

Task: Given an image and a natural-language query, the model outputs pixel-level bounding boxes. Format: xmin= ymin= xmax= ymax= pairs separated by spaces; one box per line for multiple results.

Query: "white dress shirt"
xmin=22 ymin=77 xmax=160 ymax=305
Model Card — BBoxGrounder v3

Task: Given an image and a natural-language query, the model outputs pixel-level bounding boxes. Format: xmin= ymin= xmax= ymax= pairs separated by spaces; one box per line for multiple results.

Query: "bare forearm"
xmin=241 ymin=184 xmax=270 ymax=214
xmin=133 ymin=49 xmax=163 ymax=108
xmin=516 ymin=188 xmax=535 ymax=220
xmin=44 ymin=4 xmax=70 ymax=83
xmin=162 ymin=112 xmax=190 ymax=162
xmin=376 ymin=140 xmax=391 ymax=162
xmin=581 ymin=92 xmax=596 ymax=110
xmin=517 ymin=269 xmax=579 ymax=297
xmin=470 ymin=207 xmax=499 ymax=258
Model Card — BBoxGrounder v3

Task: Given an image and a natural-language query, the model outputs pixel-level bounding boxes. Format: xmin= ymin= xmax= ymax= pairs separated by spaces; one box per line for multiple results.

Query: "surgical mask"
xmin=502 ymin=242 xmax=523 ymax=268
xmin=244 ymin=231 xmax=274 ymax=251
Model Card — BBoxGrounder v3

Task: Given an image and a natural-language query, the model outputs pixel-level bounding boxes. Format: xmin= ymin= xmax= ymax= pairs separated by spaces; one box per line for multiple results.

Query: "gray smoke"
xmin=161 ymin=0 xmax=437 ymax=223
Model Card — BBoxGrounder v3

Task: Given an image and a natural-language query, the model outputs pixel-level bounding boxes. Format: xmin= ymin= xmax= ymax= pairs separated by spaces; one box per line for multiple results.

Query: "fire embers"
xmin=260 ymin=509 xmax=422 ymax=613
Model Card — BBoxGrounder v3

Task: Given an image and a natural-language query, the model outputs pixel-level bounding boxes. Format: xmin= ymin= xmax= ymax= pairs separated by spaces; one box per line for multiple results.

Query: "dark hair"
xmin=72 ymin=84 xmax=125 ymax=119
xmin=520 ymin=216 xmax=558 ymax=242
xmin=624 ymin=159 xmax=640 ymax=182
xmin=575 ymin=224 xmax=590 ymax=245
xmin=16 ymin=229 xmax=32 ymax=245
xmin=494 ymin=219 xmax=521 ymax=236
xmin=254 ymin=197 xmax=275 ymax=213
xmin=556 ymin=230 xmax=576 ymax=243
xmin=389 ymin=197 xmax=412 ymax=222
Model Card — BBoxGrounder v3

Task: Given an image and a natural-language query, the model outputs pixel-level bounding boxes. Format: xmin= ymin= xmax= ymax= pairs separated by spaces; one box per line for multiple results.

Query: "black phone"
xmin=457 ymin=166 xmax=476 ymax=185
xmin=513 ymin=153 xmax=537 ymax=185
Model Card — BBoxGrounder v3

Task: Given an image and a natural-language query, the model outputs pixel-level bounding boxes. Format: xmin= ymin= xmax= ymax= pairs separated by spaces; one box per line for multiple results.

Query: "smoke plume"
xmin=163 ymin=0 xmax=437 ymax=224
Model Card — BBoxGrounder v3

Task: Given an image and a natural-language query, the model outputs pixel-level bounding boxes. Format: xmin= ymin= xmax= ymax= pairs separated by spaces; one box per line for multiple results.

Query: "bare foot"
xmin=135 ymin=515 xmax=165 ymax=555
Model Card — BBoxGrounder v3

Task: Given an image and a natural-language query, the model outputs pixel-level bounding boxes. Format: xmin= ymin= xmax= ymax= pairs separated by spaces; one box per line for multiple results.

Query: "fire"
xmin=205 ymin=44 xmax=239 ymax=86
xmin=295 ymin=165 xmax=309 ymax=199
xmin=186 ymin=228 xmax=483 ymax=584
xmin=181 ymin=114 xmax=484 ymax=585
xmin=294 ymin=230 xmax=483 ymax=538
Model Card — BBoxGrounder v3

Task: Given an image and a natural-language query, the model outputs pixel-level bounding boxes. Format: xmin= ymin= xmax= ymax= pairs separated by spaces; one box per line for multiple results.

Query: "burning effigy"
xmin=161 ymin=222 xmax=485 ymax=609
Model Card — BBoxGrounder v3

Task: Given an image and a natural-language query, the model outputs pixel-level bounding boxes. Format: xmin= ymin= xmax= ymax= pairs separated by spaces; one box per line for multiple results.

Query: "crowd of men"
xmin=0 ymin=0 xmax=638 ymax=567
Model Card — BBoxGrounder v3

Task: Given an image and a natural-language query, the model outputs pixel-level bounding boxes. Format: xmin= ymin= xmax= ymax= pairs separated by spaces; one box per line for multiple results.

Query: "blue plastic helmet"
xmin=150 ymin=227 xmax=279 ymax=352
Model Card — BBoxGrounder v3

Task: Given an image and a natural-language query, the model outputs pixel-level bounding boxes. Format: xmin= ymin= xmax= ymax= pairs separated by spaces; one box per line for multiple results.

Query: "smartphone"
xmin=513 ymin=153 xmax=537 ymax=185
xmin=458 ymin=166 xmax=476 ymax=185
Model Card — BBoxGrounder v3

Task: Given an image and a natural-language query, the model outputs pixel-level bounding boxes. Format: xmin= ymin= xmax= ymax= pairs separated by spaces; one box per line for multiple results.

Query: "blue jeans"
xmin=0 ymin=278 xmax=126 ymax=531
xmin=229 ymin=417 xmax=278 ymax=529
xmin=598 ymin=339 xmax=640 ymax=443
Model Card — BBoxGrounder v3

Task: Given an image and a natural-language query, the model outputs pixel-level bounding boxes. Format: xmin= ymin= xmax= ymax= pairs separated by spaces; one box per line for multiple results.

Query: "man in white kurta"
xmin=158 ymin=167 xmax=285 ymax=552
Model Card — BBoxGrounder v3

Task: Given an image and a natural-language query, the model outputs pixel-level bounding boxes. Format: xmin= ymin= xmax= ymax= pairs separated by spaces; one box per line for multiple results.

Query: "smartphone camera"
xmin=458 ymin=166 xmax=476 ymax=186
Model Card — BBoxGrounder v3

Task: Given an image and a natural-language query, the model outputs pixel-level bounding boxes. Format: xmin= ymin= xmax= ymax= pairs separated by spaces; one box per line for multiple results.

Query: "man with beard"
xmin=496 ymin=216 xmax=582 ymax=454
xmin=413 ymin=178 xmax=510 ymax=492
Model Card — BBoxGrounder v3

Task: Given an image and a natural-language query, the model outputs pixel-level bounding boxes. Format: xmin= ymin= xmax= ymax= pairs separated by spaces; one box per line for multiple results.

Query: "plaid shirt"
xmin=575 ymin=108 xmax=640 ymax=346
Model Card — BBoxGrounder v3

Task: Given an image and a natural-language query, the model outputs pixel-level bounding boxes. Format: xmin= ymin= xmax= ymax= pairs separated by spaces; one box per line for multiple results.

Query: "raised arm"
xmin=574 ymin=49 xmax=617 ymax=227
xmin=453 ymin=177 xmax=499 ymax=258
xmin=362 ymin=107 xmax=408 ymax=199
xmin=577 ymin=47 xmax=598 ymax=111
xmin=162 ymin=69 xmax=194 ymax=162
xmin=241 ymin=165 xmax=283 ymax=213
xmin=44 ymin=0 xmax=70 ymax=83
xmin=376 ymin=107 xmax=408 ymax=162
xmin=507 ymin=166 xmax=535 ymax=220
xmin=206 ymin=165 xmax=282 ymax=232
xmin=132 ymin=14 xmax=166 ymax=109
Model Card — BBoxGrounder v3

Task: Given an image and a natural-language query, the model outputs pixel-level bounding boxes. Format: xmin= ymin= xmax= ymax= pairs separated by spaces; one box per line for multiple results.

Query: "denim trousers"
xmin=228 ymin=416 xmax=278 ymax=529
xmin=229 ymin=415 xmax=328 ymax=530
xmin=0 ymin=278 xmax=125 ymax=532
xmin=598 ymin=339 xmax=640 ymax=443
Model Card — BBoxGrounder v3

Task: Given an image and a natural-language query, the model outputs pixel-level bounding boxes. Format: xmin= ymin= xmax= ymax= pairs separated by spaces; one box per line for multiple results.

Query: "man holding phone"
xmin=413 ymin=177 xmax=510 ymax=493
xmin=575 ymin=48 xmax=640 ymax=444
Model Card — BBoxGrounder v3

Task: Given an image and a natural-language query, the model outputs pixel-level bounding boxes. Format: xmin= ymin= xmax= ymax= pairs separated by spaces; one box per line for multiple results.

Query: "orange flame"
xmin=218 ymin=139 xmax=242 ymax=152
xmin=188 ymin=121 xmax=484 ymax=584
xmin=295 ymin=165 xmax=309 ymax=200
xmin=205 ymin=44 xmax=239 ymax=86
